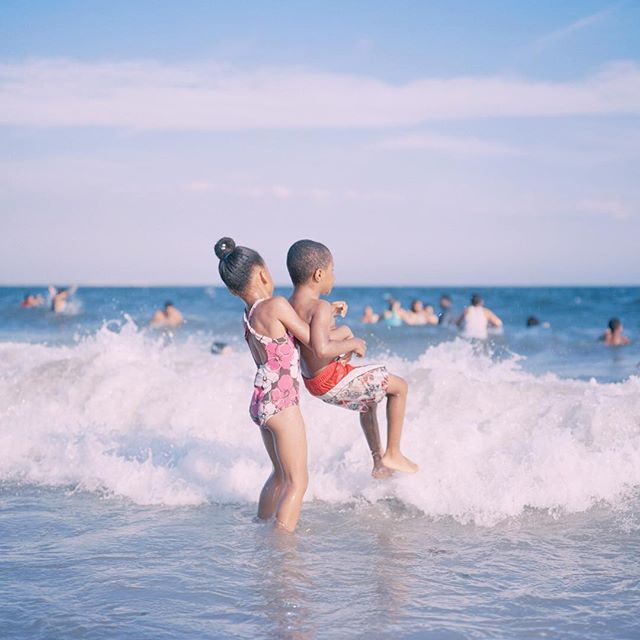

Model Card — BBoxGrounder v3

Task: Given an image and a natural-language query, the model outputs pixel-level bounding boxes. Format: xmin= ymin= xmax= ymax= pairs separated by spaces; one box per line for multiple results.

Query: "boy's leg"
xmin=381 ymin=374 xmax=418 ymax=474
xmin=264 ymin=406 xmax=309 ymax=533
xmin=359 ymin=406 xmax=393 ymax=479
xmin=257 ymin=427 xmax=284 ymax=520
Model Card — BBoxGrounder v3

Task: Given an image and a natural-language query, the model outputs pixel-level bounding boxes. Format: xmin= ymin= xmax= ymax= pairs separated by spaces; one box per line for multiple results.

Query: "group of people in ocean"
xmin=362 ymin=293 xmax=504 ymax=340
xmin=20 ymin=286 xmax=76 ymax=313
xmin=20 ymin=287 xmax=185 ymax=329
xmin=362 ymin=293 xmax=631 ymax=346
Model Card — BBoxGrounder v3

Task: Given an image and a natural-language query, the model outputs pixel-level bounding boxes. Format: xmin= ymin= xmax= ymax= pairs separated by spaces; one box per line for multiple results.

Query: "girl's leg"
xmin=380 ymin=374 xmax=418 ymax=474
xmin=265 ymin=405 xmax=309 ymax=533
xmin=257 ymin=427 xmax=284 ymax=520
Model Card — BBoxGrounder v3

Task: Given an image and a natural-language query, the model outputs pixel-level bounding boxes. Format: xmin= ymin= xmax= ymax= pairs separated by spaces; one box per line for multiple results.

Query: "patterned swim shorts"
xmin=304 ymin=362 xmax=389 ymax=413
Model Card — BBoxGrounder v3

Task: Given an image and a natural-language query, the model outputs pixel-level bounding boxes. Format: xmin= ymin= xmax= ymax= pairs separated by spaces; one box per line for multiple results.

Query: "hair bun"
xmin=214 ymin=236 xmax=236 ymax=260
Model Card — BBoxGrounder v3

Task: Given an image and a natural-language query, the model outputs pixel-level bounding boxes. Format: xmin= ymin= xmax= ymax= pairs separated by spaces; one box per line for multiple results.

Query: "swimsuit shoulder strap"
xmin=243 ymin=298 xmax=274 ymax=344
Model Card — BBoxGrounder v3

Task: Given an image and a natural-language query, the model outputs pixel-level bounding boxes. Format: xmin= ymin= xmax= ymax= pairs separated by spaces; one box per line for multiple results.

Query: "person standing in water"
xmin=151 ymin=301 xmax=184 ymax=328
xmin=601 ymin=318 xmax=630 ymax=346
xmin=21 ymin=293 xmax=44 ymax=308
xmin=438 ymin=294 xmax=455 ymax=326
xmin=48 ymin=286 xmax=76 ymax=313
xmin=360 ymin=305 xmax=380 ymax=324
xmin=457 ymin=293 xmax=503 ymax=339
xmin=382 ymin=299 xmax=404 ymax=327
xmin=214 ymin=236 xmax=315 ymax=533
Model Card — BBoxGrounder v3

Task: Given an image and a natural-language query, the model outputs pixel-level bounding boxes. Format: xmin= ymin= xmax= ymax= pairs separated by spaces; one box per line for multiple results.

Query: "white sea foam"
xmin=1 ymin=319 xmax=639 ymax=525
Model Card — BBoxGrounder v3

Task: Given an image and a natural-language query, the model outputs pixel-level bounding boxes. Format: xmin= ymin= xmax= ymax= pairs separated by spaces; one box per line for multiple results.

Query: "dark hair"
xmin=164 ymin=301 xmax=174 ymax=308
xmin=214 ymin=236 xmax=265 ymax=294
xmin=526 ymin=315 xmax=540 ymax=327
xmin=608 ymin=317 xmax=621 ymax=331
xmin=471 ymin=293 xmax=483 ymax=306
xmin=286 ymin=239 xmax=332 ymax=285
xmin=440 ymin=294 xmax=452 ymax=302
xmin=410 ymin=299 xmax=422 ymax=312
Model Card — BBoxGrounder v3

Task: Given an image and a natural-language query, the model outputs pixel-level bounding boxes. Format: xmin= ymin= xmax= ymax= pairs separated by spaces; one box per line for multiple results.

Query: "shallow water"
xmin=2 ymin=486 xmax=639 ymax=639
xmin=1 ymin=286 xmax=639 ymax=637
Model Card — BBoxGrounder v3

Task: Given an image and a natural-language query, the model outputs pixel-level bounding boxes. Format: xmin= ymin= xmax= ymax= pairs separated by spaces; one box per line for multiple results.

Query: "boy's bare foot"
xmin=380 ymin=451 xmax=419 ymax=474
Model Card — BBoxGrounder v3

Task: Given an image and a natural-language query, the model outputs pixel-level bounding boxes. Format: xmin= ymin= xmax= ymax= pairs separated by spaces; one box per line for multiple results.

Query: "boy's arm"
xmin=271 ymin=297 xmax=311 ymax=346
xmin=330 ymin=324 xmax=353 ymax=341
xmin=310 ymin=301 xmax=365 ymax=359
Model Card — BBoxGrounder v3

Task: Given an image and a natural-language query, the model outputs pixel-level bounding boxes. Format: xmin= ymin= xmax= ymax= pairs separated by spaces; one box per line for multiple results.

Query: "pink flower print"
xmin=271 ymin=374 xmax=296 ymax=407
xmin=265 ymin=340 xmax=294 ymax=372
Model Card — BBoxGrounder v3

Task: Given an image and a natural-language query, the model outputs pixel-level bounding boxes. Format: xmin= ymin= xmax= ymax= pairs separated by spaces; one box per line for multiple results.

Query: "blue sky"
xmin=1 ymin=0 xmax=639 ymax=285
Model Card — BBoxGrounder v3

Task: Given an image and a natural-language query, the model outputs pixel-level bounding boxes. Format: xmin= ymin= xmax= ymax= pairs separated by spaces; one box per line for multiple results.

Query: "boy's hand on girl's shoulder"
xmin=331 ymin=301 xmax=348 ymax=318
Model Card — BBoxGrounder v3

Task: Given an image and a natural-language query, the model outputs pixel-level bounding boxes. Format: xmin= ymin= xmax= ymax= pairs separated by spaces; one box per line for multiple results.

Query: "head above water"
xmin=471 ymin=293 xmax=483 ymax=307
xmin=608 ymin=317 xmax=622 ymax=332
xmin=214 ymin=236 xmax=267 ymax=296
xmin=286 ymin=239 xmax=333 ymax=287
xmin=527 ymin=315 xmax=541 ymax=327
xmin=440 ymin=294 xmax=452 ymax=308
xmin=411 ymin=299 xmax=424 ymax=313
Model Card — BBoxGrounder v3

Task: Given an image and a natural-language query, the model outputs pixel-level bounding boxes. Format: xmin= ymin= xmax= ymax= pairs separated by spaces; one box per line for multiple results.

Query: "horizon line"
xmin=2 ymin=282 xmax=639 ymax=289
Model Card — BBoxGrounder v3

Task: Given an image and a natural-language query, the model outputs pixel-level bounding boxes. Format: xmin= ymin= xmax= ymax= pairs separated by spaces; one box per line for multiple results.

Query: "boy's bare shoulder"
xmin=309 ymin=299 xmax=332 ymax=319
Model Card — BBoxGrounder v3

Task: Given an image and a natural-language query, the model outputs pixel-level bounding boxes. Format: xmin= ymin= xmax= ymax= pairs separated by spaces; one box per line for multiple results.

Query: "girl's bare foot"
xmin=371 ymin=452 xmax=394 ymax=479
xmin=380 ymin=451 xmax=418 ymax=474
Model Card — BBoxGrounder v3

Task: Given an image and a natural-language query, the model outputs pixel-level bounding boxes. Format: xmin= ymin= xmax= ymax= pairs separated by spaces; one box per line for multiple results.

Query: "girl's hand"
xmin=332 ymin=301 xmax=348 ymax=318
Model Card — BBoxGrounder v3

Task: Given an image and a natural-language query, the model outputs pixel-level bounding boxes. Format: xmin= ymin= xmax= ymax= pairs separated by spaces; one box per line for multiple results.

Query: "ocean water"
xmin=1 ymin=286 xmax=639 ymax=639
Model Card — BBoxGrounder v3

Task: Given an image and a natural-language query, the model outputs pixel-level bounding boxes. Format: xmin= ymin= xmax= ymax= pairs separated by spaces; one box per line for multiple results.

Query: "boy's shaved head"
xmin=287 ymin=240 xmax=333 ymax=285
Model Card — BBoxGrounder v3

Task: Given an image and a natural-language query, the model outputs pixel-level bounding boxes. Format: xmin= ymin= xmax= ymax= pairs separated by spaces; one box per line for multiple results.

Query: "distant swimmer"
xmin=382 ymin=299 xmax=404 ymax=327
xmin=361 ymin=305 xmax=380 ymax=324
xmin=48 ymin=286 xmax=76 ymax=313
xmin=210 ymin=341 xmax=233 ymax=355
xmin=404 ymin=300 xmax=428 ymax=326
xmin=422 ymin=303 xmax=439 ymax=326
xmin=438 ymin=294 xmax=455 ymax=326
xmin=20 ymin=293 xmax=44 ymax=308
xmin=601 ymin=318 xmax=630 ymax=346
xmin=527 ymin=315 xmax=550 ymax=329
xmin=457 ymin=293 xmax=503 ymax=339
xmin=151 ymin=301 xmax=184 ymax=328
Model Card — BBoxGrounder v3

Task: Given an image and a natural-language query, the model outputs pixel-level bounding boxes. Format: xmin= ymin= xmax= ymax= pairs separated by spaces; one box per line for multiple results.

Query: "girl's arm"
xmin=311 ymin=301 xmax=365 ymax=359
xmin=271 ymin=297 xmax=311 ymax=346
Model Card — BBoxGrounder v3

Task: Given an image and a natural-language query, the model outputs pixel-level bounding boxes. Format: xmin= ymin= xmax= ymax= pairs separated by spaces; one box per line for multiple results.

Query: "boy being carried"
xmin=288 ymin=240 xmax=418 ymax=477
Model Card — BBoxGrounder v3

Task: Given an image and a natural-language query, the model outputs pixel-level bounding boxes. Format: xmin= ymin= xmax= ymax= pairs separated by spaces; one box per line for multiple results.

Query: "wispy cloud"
xmin=576 ymin=198 xmax=634 ymax=220
xmin=532 ymin=5 xmax=619 ymax=52
xmin=376 ymin=132 xmax=519 ymax=156
xmin=184 ymin=181 xmax=293 ymax=199
xmin=1 ymin=58 xmax=639 ymax=130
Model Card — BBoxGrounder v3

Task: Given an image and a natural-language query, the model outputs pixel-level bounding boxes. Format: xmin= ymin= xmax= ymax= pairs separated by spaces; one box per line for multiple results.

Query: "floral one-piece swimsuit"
xmin=243 ymin=298 xmax=300 ymax=427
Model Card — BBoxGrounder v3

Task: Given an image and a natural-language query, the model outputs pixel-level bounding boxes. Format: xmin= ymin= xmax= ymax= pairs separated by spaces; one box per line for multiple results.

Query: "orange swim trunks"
xmin=303 ymin=360 xmax=389 ymax=413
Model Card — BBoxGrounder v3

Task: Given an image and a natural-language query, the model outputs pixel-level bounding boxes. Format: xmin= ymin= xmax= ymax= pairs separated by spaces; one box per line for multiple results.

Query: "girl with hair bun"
xmin=213 ymin=236 xmax=317 ymax=532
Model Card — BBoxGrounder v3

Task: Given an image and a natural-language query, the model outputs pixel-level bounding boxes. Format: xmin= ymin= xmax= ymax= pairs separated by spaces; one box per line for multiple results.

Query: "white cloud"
xmin=376 ymin=132 xmax=519 ymax=156
xmin=1 ymin=58 xmax=640 ymax=131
